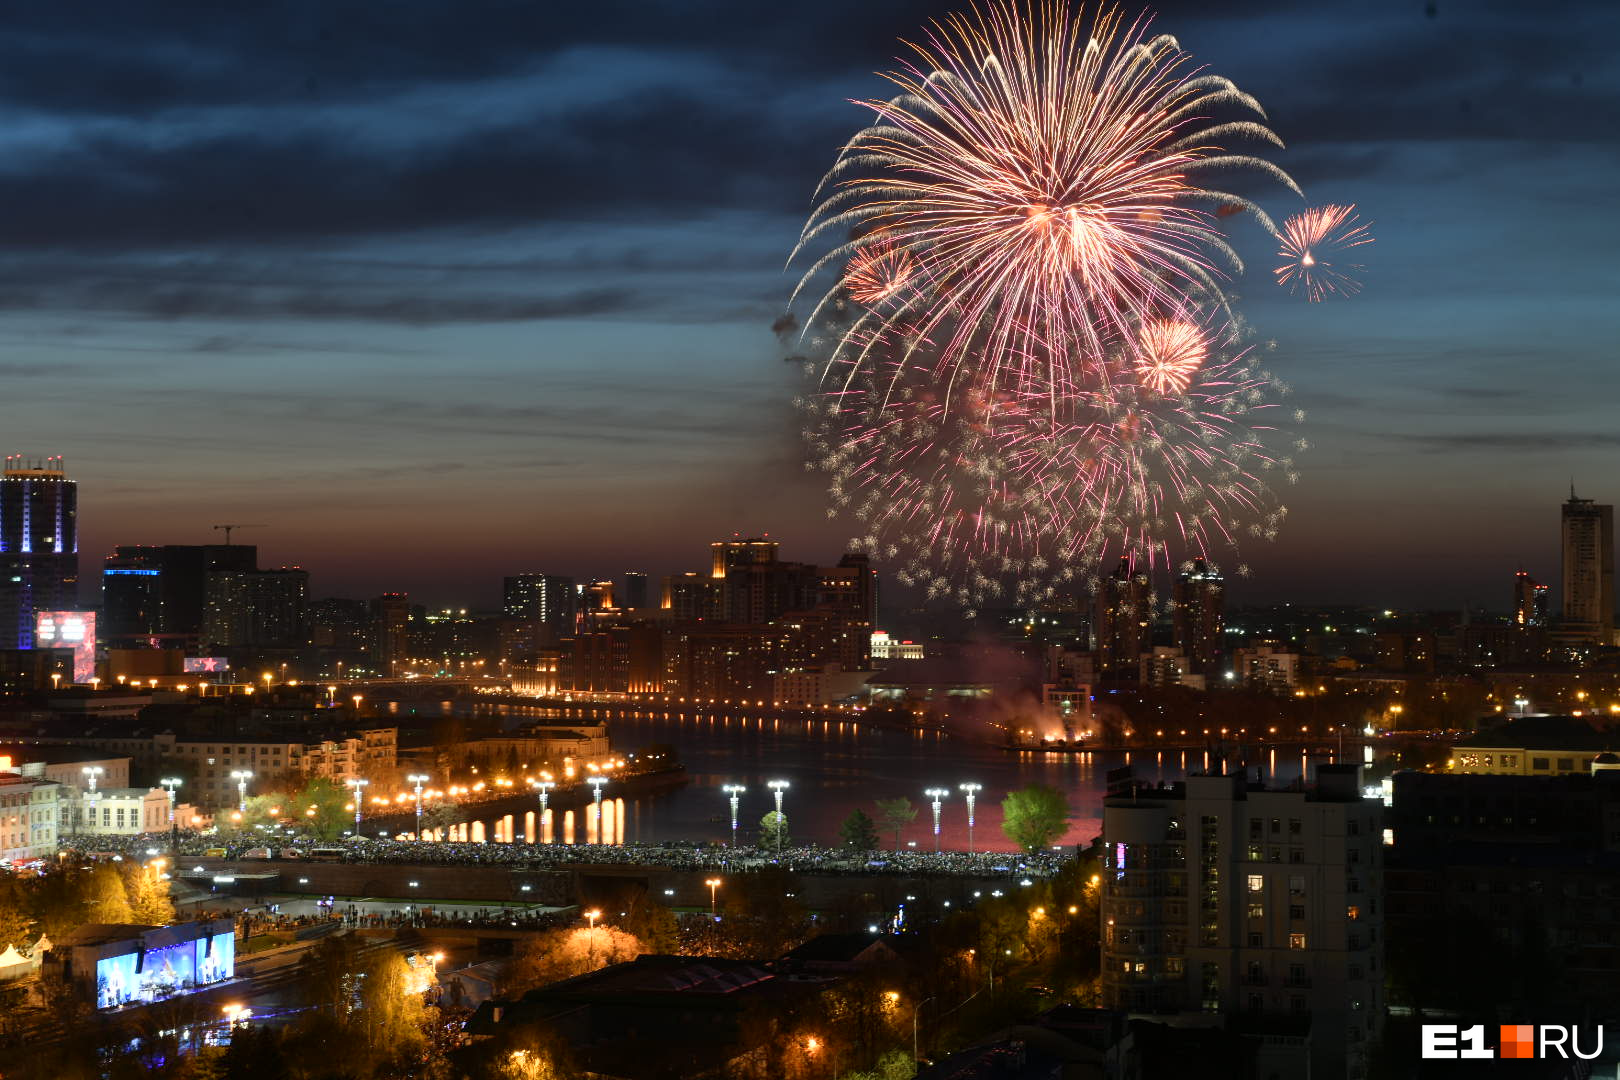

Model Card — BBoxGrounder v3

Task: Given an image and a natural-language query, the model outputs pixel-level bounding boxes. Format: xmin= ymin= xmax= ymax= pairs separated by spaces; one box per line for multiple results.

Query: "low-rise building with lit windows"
xmin=1449 ymin=715 xmax=1620 ymax=776
xmin=0 ymin=775 xmax=65 ymax=862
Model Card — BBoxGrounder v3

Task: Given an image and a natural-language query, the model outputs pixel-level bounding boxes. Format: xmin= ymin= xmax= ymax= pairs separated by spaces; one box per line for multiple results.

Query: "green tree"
xmin=838 ymin=809 xmax=880 ymax=852
xmin=86 ymin=864 xmax=134 ymax=923
xmin=759 ymin=810 xmax=790 ymax=851
xmin=1000 ymin=784 xmax=1071 ymax=854
xmin=621 ymin=892 xmax=679 ymax=954
xmin=875 ymin=797 xmax=917 ymax=853
xmin=293 ymin=776 xmax=350 ymax=840
xmin=125 ymin=863 xmax=176 ymax=925
xmin=504 ymin=926 xmax=642 ymax=994
xmin=356 ymin=951 xmax=430 ymax=1068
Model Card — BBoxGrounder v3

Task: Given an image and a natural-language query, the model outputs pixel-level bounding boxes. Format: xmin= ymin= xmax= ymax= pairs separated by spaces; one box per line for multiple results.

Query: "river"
xmin=409 ymin=702 xmax=1347 ymax=854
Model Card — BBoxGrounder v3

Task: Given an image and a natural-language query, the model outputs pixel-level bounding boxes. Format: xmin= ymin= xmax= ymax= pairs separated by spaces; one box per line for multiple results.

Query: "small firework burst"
xmin=843 ymin=239 xmax=916 ymax=306
xmin=1276 ymin=204 xmax=1373 ymax=301
xmin=1134 ymin=317 xmax=1207 ymax=394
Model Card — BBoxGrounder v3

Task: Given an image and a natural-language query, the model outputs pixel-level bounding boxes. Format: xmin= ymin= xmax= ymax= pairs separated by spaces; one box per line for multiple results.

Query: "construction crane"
xmin=212 ymin=524 xmax=266 ymax=545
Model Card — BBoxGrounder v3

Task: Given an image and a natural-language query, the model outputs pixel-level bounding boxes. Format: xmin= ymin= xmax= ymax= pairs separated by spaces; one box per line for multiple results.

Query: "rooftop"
xmin=1456 ymin=715 xmax=1620 ymax=752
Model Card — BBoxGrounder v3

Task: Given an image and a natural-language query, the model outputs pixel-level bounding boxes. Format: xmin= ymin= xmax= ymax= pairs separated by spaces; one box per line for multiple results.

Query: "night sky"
xmin=2 ymin=1 xmax=1615 ymax=612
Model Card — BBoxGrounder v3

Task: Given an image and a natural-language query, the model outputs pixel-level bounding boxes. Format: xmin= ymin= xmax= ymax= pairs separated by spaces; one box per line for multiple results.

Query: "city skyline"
xmin=0 ymin=0 xmax=1615 ymax=608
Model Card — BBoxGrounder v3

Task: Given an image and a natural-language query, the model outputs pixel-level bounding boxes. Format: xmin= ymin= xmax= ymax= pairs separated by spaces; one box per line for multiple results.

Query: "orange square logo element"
xmin=1499 ymin=1025 xmax=1535 ymax=1059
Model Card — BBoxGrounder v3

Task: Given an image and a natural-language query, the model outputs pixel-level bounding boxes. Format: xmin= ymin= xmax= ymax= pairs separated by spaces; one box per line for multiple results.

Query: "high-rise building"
xmin=1561 ymin=489 xmax=1614 ymax=643
xmin=1092 ymin=554 xmax=1151 ymax=680
xmin=662 ymin=572 xmax=722 ymax=621
xmin=1101 ymin=766 xmax=1383 ymax=1080
xmin=202 ymin=567 xmax=309 ymax=648
xmin=103 ymin=545 xmax=164 ymax=639
xmin=710 ymin=536 xmax=780 ymax=579
xmin=0 ymin=456 xmax=78 ymax=649
xmin=1171 ymin=559 xmax=1223 ymax=675
xmin=369 ymin=593 xmax=409 ymax=674
xmin=623 ymin=571 xmax=649 ymax=610
xmin=139 ymin=544 xmax=258 ymax=640
xmin=1512 ymin=568 xmax=1549 ymax=629
xmin=503 ymin=573 xmax=576 ymax=641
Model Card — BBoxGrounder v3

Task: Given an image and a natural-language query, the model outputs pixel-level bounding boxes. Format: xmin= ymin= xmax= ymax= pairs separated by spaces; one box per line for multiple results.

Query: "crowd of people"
xmin=63 ymin=831 xmax=1073 ymax=879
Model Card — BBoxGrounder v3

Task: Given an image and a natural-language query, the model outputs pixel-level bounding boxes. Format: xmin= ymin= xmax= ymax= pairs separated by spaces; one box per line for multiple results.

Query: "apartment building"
xmin=1101 ymin=765 xmax=1383 ymax=1080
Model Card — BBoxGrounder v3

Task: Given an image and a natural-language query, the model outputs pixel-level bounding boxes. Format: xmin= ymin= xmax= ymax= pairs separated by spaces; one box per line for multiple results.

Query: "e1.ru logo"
xmin=1422 ymin=1024 xmax=1604 ymax=1060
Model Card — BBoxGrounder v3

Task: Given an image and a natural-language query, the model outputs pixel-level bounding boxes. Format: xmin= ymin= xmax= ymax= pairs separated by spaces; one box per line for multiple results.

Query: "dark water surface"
xmin=428 ymin=703 xmax=1338 ymax=853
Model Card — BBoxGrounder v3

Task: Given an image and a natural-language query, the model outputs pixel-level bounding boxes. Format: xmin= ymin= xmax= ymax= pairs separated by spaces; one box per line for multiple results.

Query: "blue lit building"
xmin=46 ymin=918 xmax=235 ymax=1009
xmin=0 ymin=456 xmax=78 ymax=650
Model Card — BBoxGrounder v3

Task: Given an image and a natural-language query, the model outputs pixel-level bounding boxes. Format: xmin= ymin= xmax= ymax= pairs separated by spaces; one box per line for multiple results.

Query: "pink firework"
xmin=1276 ymin=204 xmax=1373 ymax=301
xmin=1134 ymin=317 xmax=1207 ymax=394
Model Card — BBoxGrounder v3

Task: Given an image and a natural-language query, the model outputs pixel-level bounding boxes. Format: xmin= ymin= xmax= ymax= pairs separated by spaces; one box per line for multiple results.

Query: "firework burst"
xmin=1134 ymin=315 xmax=1210 ymax=395
xmin=803 ymin=314 xmax=1298 ymax=607
xmin=843 ymin=237 xmax=916 ymax=307
xmin=793 ymin=0 xmax=1300 ymax=409
xmin=1276 ymin=203 xmax=1374 ymax=301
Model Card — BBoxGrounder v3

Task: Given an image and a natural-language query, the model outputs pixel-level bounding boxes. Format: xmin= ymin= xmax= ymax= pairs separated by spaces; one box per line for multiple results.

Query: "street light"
xmin=959 ymin=783 xmax=981 ymax=853
xmin=533 ymin=776 xmax=554 ymax=815
xmin=722 ymin=784 xmax=746 ymax=846
xmin=706 ymin=877 xmax=721 ymax=915
xmin=913 ymin=995 xmax=938 ymax=1063
xmin=925 ymin=788 xmax=949 ymax=853
xmin=347 ymin=778 xmax=369 ymax=833
xmin=585 ymin=909 xmax=601 ymax=930
xmin=407 ymin=774 xmax=430 ymax=837
xmin=160 ymin=777 xmax=183 ymax=824
xmin=230 ymin=770 xmax=253 ymax=813
xmin=766 ymin=779 xmax=790 ymax=853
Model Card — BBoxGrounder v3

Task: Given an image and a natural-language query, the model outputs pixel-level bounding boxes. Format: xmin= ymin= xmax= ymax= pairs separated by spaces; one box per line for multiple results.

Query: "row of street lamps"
xmin=715 ymin=780 xmax=984 ymax=853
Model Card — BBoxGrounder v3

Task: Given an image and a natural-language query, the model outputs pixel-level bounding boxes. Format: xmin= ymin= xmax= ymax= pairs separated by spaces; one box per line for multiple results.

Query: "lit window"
xmin=1347 ymin=905 xmax=1360 ymax=921
xmin=1289 ymin=933 xmax=1306 ymax=950
xmin=1248 ymin=874 xmax=1264 ymax=893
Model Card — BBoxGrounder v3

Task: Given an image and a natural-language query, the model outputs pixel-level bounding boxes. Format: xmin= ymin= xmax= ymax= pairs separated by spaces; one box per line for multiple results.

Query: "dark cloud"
xmin=1397 ymin=432 xmax=1620 ymax=452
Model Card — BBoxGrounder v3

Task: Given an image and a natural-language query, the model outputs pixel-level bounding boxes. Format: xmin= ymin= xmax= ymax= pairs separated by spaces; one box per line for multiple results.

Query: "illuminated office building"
xmin=0 ymin=455 xmax=78 ymax=649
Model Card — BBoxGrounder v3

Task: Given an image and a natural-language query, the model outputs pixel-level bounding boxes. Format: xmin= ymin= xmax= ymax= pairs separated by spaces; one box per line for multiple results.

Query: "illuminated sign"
xmin=183 ymin=657 xmax=228 ymax=673
xmin=35 ymin=611 xmax=95 ymax=683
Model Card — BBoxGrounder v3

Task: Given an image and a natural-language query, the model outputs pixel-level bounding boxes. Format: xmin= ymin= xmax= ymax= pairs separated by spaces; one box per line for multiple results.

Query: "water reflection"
xmin=447 ymin=702 xmax=1338 ymax=853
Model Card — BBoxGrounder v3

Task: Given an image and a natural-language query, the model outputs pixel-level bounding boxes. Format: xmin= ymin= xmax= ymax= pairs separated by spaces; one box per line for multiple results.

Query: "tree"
xmin=125 ymin=863 xmax=176 ymax=925
xmin=86 ymin=864 xmax=133 ymax=924
xmin=294 ymin=776 xmax=350 ymax=840
xmin=0 ymin=878 xmax=34 ymax=949
xmin=759 ymin=810 xmax=790 ymax=851
xmin=875 ymin=797 xmax=917 ymax=853
xmin=1000 ymin=784 xmax=1071 ymax=854
xmin=621 ymin=891 xmax=679 ymax=955
xmin=504 ymin=927 xmax=642 ymax=993
xmin=838 ymin=809 xmax=880 ymax=852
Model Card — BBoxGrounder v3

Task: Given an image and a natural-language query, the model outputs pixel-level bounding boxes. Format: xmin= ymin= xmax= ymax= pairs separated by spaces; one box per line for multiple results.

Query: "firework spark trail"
xmin=793 ymin=0 xmax=1300 ymax=416
xmin=1276 ymin=203 xmax=1374 ymax=301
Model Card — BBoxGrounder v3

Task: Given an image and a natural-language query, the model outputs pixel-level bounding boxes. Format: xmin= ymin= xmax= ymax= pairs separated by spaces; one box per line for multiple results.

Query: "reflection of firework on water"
xmin=793 ymin=0 xmax=1299 ymax=404
xmin=1276 ymin=204 xmax=1373 ymax=301
xmin=802 ymin=320 xmax=1299 ymax=608
xmin=843 ymin=238 xmax=916 ymax=307
xmin=1134 ymin=316 xmax=1210 ymax=395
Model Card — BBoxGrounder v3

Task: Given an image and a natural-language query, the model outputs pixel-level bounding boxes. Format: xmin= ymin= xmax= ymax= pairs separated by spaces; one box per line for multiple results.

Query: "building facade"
xmin=1561 ymin=490 xmax=1615 ymax=644
xmin=0 ymin=775 xmax=64 ymax=862
xmin=1101 ymin=767 xmax=1382 ymax=1080
xmin=1172 ymin=559 xmax=1224 ymax=675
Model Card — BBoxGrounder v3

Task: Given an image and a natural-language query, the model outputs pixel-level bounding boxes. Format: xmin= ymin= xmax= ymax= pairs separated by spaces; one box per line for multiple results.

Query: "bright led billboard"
xmin=35 ymin=610 xmax=95 ymax=683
